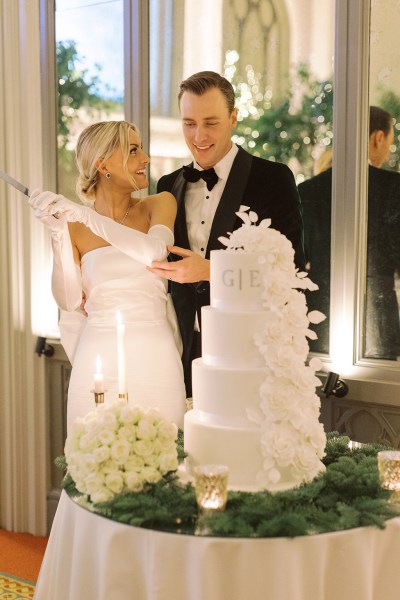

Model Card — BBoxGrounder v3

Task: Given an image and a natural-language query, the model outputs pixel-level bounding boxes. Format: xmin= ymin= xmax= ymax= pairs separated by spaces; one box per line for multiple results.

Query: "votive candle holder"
xmin=377 ymin=451 xmax=400 ymax=491
xmin=193 ymin=464 xmax=229 ymax=512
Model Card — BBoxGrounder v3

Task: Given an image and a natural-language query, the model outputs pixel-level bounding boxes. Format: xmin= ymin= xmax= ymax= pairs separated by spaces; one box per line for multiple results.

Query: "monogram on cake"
xmin=184 ymin=206 xmax=327 ymax=492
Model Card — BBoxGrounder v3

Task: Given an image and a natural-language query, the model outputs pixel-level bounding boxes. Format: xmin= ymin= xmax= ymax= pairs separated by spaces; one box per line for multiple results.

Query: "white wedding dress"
xmin=64 ymin=245 xmax=186 ymax=432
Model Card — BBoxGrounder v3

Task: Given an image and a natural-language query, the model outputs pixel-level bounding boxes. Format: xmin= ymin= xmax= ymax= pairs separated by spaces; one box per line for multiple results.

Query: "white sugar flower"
xmin=225 ymin=207 xmax=326 ymax=488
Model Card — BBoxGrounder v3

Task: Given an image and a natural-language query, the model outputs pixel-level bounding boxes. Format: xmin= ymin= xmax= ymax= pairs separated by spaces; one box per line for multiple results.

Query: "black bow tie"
xmin=182 ymin=165 xmax=219 ymax=191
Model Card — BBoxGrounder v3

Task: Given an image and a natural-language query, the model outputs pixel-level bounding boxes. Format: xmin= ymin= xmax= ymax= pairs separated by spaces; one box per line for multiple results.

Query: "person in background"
xmin=147 ymin=70 xmax=305 ymax=397
xmin=299 ymin=106 xmax=400 ymax=359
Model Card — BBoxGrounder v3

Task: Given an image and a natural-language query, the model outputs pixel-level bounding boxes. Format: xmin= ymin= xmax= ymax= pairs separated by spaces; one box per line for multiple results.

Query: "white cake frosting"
xmin=184 ymin=206 xmax=327 ymax=492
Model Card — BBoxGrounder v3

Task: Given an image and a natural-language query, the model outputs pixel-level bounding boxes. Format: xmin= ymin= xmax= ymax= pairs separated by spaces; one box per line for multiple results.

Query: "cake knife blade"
xmin=0 ymin=170 xmax=30 ymax=196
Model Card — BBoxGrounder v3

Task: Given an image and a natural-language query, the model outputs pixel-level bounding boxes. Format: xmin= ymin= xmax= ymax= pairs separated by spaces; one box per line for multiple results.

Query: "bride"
xmin=29 ymin=120 xmax=186 ymax=431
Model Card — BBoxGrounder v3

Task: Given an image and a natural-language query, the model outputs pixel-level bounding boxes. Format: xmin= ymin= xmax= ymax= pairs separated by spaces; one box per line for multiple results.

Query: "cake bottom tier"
xmin=184 ymin=410 xmax=265 ymax=491
xmin=183 ymin=410 xmax=324 ymax=492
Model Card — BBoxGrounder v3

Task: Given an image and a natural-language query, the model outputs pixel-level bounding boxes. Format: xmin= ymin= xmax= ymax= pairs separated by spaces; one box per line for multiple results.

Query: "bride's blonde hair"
xmin=75 ymin=120 xmax=141 ymax=204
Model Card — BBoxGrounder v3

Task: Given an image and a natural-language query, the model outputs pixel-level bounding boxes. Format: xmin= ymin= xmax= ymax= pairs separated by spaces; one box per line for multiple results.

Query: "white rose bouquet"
xmin=64 ymin=400 xmax=179 ymax=503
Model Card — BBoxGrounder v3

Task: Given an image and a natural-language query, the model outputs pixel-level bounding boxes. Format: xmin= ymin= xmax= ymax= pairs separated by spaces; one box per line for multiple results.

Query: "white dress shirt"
xmin=185 ymin=144 xmax=239 ymax=256
xmin=184 ymin=144 xmax=239 ymax=330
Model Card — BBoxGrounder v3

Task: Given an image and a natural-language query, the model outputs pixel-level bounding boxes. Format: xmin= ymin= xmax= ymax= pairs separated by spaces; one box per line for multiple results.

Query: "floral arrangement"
xmin=219 ymin=206 xmax=327 ymax=490
xmin=64 ymin=400 xmax=179 ymax=503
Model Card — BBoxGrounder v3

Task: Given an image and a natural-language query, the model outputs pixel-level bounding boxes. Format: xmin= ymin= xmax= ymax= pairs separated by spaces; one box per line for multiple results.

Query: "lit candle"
xmin=193 ymin=465 xmax=229 ymax=512
xmin=94 ymin=354 xmax=104 ymax=393
xmin=116 ymin=310 xmax=127 ymax=395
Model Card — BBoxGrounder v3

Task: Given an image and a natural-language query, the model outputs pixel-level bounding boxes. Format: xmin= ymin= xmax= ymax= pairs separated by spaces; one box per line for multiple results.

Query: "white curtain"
xmin=0 ymin=0 xmax=48 ymax=535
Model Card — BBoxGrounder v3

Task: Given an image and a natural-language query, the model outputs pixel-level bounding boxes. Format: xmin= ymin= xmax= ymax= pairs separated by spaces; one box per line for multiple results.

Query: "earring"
xmin=105 ymin=172 xmax=111 ymax=179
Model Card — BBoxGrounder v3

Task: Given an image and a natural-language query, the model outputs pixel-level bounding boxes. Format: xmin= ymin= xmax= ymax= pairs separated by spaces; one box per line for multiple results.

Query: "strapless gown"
xmin=66 ymin=246 xmax=186 ymax=433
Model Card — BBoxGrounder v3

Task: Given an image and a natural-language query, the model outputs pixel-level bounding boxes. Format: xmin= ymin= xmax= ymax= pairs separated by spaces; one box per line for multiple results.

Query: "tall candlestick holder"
xmin=118 ymin=392 xmax=129 ymax=402
xmin=91 ymin=389 xmax=106 ymax=406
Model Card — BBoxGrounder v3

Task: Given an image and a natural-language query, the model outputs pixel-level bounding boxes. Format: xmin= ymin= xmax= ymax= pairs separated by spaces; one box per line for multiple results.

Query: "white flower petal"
xmin=308 ymin=310 xmax=326 ymax=324
xmin=218 ymin=235 xmax=231 ymax=247
xmin=309 ymin=357 xmax=323 ymax=371
xmin=246 ymin=408 xmax=264 ymax=423
xmin=306 ymin=329 xmax=318 ymax=340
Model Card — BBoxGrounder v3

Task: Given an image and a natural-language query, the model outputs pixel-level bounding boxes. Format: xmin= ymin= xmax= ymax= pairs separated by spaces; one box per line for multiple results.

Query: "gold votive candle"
xmin=193 ymin=465 xmax=229 ymax=511
xmin=377 ymin=451 xmax=400 ymax=490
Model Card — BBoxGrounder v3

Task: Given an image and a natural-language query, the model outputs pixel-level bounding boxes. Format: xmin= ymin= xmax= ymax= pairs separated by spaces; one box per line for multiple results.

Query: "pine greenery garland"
xmin=58 ymin=433 xmax=400 ymax=538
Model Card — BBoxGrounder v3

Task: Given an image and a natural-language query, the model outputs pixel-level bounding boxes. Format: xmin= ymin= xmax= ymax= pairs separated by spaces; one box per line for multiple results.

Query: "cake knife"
xmin=0 ymin=169 xmax=30 ymax=196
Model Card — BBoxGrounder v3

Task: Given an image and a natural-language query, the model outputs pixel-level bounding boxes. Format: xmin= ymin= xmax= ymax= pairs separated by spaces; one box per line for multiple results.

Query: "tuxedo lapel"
xmin=206 ymin=148 xmax=253 ymax=257
xmin=171 ymin=170 xmax=191 ymax=250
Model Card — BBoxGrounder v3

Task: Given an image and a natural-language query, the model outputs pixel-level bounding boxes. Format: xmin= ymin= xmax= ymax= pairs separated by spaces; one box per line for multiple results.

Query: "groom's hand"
xmin=147 ymin=246 xmax=210 ymax=283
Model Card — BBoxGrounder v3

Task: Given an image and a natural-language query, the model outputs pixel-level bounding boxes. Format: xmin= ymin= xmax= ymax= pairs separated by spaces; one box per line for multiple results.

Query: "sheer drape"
xmin=0 ymin=0 xmax=48 ymax=535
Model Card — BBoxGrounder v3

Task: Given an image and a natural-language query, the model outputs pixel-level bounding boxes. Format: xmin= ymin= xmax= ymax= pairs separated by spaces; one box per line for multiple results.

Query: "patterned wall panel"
xmin=322 ymin=396 xmax=400 ymax=448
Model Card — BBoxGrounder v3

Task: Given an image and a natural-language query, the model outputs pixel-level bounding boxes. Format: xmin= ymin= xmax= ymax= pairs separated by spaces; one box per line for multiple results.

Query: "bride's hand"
xmin=29 ymin=189 xmax=87 ymax=224
xmin=29 ymin=189 xmax=68 ymax=235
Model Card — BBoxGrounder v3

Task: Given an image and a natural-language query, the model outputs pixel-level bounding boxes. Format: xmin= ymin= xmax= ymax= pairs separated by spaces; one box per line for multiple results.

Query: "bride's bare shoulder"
xmin=143 ymin=191 xmax=176 ymax=207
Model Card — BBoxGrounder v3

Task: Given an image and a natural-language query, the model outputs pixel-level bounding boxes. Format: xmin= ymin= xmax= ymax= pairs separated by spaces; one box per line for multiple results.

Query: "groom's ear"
xmin=231 ymin=107 xmax=238 ymax=129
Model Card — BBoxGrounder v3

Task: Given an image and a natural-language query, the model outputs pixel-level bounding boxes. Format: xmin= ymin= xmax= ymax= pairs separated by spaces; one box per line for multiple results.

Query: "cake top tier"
xmin=213 ymin=205 xmax=318 ymax=312
xmin=210 ymin=250 xmax=264 ymax=310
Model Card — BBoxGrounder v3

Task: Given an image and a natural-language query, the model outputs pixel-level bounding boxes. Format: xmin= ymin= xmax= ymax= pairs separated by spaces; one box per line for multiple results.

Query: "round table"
xmin=33 ymin=490 xmax=400 ymax=600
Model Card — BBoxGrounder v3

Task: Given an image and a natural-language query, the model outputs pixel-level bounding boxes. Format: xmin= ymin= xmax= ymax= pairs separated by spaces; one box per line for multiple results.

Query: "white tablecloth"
xmin=34 ymin=490 xmax=400 ymax=600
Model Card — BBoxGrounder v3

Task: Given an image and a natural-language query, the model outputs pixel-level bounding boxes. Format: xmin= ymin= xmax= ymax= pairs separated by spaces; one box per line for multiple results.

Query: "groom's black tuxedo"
xmin=158 ymin=146 xmax=305 ymax=394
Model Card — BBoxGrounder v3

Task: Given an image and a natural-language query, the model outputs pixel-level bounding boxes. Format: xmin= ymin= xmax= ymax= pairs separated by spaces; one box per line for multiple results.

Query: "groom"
xmin=148 ymin=71 xmax=305 ymax=396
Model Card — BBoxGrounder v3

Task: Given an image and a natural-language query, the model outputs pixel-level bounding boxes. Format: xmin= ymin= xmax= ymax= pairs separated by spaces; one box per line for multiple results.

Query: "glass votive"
xmin=193 ymin=464 xmax=229 ymax=512
xmin=377 ymin=451 xmax=400 ymax=490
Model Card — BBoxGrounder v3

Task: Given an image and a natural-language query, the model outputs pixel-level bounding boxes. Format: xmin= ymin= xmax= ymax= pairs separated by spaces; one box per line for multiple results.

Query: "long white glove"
xmin=29 ymin=190 xmax=173 ymax=265
xmin=29 ymin=190 xmax=82 ymax=311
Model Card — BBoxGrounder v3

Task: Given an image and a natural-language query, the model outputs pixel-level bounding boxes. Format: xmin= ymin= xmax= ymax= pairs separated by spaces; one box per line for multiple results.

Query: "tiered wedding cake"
xmin=184 ymin=206 xmax=326 ymax=491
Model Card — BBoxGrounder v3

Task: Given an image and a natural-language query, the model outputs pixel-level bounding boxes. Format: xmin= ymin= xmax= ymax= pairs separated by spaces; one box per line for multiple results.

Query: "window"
xmin=149 ymin=0 xmax=335 ymax=355
xmin=55 ymin=0 xmax=125 ymax=200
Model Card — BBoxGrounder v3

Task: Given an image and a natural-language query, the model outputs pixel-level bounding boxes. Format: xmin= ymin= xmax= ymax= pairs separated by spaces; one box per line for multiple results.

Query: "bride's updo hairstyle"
xmin=75 ymin=120 xmax=141 ymax=204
